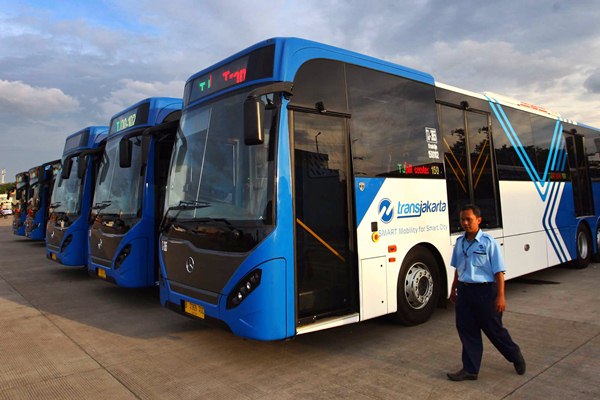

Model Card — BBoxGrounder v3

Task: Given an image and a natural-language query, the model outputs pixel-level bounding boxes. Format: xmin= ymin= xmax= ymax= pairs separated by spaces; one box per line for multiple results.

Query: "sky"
xmin=1 ymin=0 xmax=600 ymax=181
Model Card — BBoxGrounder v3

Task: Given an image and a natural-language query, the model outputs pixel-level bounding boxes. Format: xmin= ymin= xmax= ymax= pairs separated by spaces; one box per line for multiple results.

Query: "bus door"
xmin=292 ymin=111 xmax=355 ymax=324
xmin=563 ymin=131 xmax=594 ymax=216
xmin=439 ymin=104 xmax=501 ymax=232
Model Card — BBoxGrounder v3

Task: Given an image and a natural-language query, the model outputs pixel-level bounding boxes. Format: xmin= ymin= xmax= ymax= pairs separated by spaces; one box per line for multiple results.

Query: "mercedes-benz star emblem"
xmin=185 ymin=257 xmax=195 ymax=273
xmin=98 ymin=238 xmax=103 ymax=250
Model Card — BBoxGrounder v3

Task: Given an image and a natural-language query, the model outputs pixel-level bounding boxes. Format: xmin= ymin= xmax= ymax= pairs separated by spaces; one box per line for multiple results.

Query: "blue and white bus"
xmin=158 ymin=37 xmax=600 ymax=340
xmin=25 ymin=160 xmax=61 ymax=240
xmin=13 ymin=171 xmax=29 ymax=236
xmin=46 ymin=126 xmax=108 ymax=266
xmin=88 ymin=97 xmax=182 ymax=287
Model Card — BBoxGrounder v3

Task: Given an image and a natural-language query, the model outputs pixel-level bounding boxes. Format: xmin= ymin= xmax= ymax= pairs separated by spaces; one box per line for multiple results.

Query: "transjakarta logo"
xmin=378 ymin=198 xmax=447 ymax=222
xmin=378 ymin=198 xmax=394 ymax=223
xmin=397 ymin=200 xmax=447 ymax=218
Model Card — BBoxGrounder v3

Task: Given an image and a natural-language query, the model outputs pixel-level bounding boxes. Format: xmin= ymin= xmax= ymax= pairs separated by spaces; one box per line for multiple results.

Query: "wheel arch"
xmin=412 ymin=242 xmax=448 ymax=308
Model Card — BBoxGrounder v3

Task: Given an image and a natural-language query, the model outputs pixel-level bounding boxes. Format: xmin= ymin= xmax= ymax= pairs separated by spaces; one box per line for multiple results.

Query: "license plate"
xmin=51 ymin=253 xmax=57 ymax=261
xmin=184 ymin=301 xmax=205 ymax=319
xmin=98 ymin=268 xmax=106 ymax=279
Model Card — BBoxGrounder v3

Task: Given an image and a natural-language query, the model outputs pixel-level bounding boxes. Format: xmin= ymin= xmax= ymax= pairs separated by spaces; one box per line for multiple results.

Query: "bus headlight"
xmin=114 ymin=244 xmax=131 ymax=270
xmin=60 ymin=235 xmax=72 ymax=252
xmin=227 ymin=269 xmax=262 ymax=309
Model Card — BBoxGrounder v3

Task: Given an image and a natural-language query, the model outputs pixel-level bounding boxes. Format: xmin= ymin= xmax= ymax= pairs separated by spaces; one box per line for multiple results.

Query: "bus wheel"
xmin=593 ymin=225 xmax=600 ymax=262
xmin=574 ymin=225 xmax=592 ymax=269
xmin=391 ymin=247 xmax=440 ymax=325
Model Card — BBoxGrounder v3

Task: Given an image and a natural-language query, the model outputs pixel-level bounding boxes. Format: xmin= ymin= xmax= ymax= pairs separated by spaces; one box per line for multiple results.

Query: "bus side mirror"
xmin=61 ymin=158 xmax=73 ymax=179
xmin=119 ymin=138 xmax=132 ymax=168
xmin=77 ymin=155 xmax=87 ymax=179
xmin=244 ymin=96 xmax=265 ymax=145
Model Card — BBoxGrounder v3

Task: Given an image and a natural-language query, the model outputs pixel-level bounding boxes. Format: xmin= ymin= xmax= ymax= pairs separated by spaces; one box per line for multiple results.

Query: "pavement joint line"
xmin=0 ymin=270 xmax=143 ymax=400
xmin=501 ymin=329 xmax=600 ymax=398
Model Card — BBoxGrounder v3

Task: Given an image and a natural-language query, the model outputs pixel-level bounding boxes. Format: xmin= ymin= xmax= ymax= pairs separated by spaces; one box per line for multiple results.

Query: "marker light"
xmin=227 ymin=269 xmax=262 ymax=309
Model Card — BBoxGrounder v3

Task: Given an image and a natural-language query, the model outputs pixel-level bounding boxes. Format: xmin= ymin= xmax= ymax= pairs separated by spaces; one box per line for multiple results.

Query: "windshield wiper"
xmin=159 ymin=200 xmax=211 ymax=232
xmin=49 ymin=202 xmax=62 ymax=210
xmin=91 ymin=200 xmax=111 ymax=210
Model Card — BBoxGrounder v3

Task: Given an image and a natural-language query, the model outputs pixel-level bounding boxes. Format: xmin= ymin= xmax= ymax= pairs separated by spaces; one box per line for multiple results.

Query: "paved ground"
xmin=0 ymin=218 xmax=599 ymax=399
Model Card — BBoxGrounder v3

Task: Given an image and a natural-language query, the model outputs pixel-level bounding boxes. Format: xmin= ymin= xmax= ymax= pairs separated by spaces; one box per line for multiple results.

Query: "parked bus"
xmin=158 ymin=37 xmax=600 ymax=340
xmin=46 ymin=126 xmax=108 ymax=266
xmin=13 ymin=171 xmax=29 ymax=236
xmin=25 ymin=160 xmax=61 ymax=240
xmin=88 ymin=97 xmax=182 ymax=287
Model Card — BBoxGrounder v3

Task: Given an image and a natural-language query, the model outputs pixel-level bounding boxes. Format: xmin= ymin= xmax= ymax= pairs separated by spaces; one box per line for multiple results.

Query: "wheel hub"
xmin=404 ymin=262 xmax=433 ymax=310
xmin=578 ymin=230 xmax=589 ymax=260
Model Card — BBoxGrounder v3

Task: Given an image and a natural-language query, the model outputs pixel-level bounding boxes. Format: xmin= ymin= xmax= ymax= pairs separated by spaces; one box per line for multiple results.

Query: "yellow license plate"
xmin=51 ymin=253 xmax=57 ymax=261
xmin=184 ymin=301 xmax=205 ymax=319
xmin=98 ymin=268 xmax=107 ymax=279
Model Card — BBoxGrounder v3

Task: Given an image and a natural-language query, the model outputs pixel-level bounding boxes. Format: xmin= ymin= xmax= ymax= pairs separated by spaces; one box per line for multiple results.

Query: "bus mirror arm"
xmin=244 ymin=81 xmax=293 ymax=146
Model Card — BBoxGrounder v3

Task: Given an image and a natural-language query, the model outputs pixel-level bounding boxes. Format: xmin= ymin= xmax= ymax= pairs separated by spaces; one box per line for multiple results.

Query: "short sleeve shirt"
xmin=450 ymin=229 xmax=505 ymax=283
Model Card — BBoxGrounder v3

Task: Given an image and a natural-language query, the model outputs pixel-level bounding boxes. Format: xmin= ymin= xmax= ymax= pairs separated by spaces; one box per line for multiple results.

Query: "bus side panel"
xmin=354 ymin=177 xmax=451 ymax=320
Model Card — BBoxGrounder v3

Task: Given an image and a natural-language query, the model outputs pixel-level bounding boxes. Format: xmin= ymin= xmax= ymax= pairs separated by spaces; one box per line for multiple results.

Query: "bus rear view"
xmin=46 ymin=127 xmax=108 ymax=266
xmin=88 ymin=97 xmax=181 ymax=287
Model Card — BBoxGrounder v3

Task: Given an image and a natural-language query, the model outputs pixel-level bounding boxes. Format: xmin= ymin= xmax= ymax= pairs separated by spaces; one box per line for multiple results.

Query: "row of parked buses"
xmin=11 ymin=37 xmax=600 ymax=341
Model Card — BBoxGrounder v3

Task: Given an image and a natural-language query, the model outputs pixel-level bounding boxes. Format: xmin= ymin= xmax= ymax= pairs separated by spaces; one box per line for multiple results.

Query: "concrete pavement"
xmin=0 ymin=218 xmax=599 ymax=399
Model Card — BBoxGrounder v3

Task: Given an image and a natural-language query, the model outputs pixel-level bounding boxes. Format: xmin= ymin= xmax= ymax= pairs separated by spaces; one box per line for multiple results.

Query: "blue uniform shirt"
xmin=451 ymin=229 xmax=505 ymax=283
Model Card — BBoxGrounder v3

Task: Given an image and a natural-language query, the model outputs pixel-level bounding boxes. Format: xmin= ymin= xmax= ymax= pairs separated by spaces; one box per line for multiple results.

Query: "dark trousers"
xmin=456 ymin=282 xmax=521 ymax=374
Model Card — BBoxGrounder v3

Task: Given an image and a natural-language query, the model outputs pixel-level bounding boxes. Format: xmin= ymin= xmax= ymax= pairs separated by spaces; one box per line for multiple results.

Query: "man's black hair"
xmin=461 ymin=203 xmax=481 ymax=218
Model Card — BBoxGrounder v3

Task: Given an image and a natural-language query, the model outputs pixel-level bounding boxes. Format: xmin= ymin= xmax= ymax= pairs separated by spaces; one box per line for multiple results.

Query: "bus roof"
xmin=436 ymin=82 xmax=600 ymax=132
xmin=63 ymin=126 xmax=108 ymax=156
xmin=184 ymin=37 xmax=434 ymax=106
xmin=107 ymin=97 xmax=182 ymax=138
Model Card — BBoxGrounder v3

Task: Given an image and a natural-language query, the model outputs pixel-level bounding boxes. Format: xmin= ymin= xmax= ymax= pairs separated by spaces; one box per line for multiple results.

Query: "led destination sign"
xmin=109 ymin=102 xmax=150 ymax=135
xmin=186 ymin=45 xmax=275 ymax=105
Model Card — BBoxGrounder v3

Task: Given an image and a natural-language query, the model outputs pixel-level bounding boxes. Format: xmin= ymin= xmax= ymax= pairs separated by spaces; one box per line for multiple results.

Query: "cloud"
xmin=584 ymin=70 xmax=600 ymax=94
xmin=0 ymin=80 xmax=79 ymax=118
xmin=98 ymin=79 xmax=185 ymax=117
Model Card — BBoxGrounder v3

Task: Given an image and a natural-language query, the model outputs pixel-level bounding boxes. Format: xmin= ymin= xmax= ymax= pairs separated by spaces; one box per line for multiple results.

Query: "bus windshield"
xmin=28 ymin=174 xmax=40 ymax=211
xmin=165 ymin=88 xmax=277 ymax=225
xmin=93 ymin=136 xmax=144 ymax=218
xmin=50 ymin=157 xmax=84 ymax=216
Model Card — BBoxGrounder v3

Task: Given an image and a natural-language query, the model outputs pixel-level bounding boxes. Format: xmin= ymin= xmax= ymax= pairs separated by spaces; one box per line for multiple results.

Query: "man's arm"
xmin=449 ymin=269 xmax=458 ymax=303
xmin=495 ymin=271 xmax=506 ymax=313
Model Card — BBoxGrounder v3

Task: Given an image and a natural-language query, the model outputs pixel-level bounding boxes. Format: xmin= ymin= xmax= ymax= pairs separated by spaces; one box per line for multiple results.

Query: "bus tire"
xmin=593 ymin=225 xmax=600 ymax=263
xmin=390 ymin=247 xmax=440 ymax=326
xmin=574 ymin=224 xmax=592 ymax=269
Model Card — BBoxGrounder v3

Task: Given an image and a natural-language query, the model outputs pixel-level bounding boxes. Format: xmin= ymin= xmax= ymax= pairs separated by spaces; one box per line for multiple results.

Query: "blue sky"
xmin=1 ymin=0 xmax=600 ymax=180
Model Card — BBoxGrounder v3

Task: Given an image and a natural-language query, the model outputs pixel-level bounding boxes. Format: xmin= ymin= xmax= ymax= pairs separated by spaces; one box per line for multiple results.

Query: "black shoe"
xmin=513 ymin=353 xmax=526 ymax=375
xmin=447 ymin=369 xmax=478 ymax=381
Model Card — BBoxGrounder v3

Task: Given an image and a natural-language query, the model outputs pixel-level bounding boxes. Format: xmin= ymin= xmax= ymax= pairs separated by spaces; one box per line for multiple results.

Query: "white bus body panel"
xmin=355 ymin=178 xmax=452 ymax=321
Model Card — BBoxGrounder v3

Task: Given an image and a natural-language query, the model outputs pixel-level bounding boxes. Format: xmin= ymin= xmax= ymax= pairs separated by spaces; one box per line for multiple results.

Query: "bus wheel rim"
xmin=404 ymin=262 xmax=433 ymax=310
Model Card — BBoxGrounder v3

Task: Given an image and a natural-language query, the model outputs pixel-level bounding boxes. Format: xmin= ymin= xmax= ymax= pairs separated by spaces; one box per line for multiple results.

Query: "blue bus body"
xmin=13 ymin=171 xmax=29 ymax=236
xmin=25 ymin=160 xmax=61 ymax=240
xmin=46 ymin=126 xmax=108 ymax=266
xmin=88 ymin=97 xmax=182 ymax=287
xmin=158 ymin=38 xmax=600 ymax=340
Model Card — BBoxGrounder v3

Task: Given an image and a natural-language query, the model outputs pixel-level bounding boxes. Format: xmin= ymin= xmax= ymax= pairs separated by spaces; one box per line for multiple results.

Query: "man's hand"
xmin=495 ymin=294 xmax=506 ymax=313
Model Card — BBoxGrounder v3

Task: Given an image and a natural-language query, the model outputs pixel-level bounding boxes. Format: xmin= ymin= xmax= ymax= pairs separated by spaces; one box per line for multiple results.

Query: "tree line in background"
xmin=0 ymin=183 xmax=15 ymax=195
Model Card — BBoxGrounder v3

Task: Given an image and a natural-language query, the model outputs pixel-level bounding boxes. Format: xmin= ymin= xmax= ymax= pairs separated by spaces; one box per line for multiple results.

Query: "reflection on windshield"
xmin=51 ymin=158 xmax=84 ymax=215
xmin=93 ymin=137 xmax=145 ymax=218
xmin=165 ymin=89 xmax=276 ymax=223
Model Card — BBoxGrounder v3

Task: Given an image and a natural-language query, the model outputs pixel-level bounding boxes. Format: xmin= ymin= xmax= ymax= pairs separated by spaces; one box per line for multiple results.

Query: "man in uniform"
xmin=447 ymin=204 xmax=526 ymax=381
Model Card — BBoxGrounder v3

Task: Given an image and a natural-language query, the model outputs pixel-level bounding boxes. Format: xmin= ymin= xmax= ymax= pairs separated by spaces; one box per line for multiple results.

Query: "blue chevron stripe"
xmin=487 ymin=96 xmax=570 ymax=263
